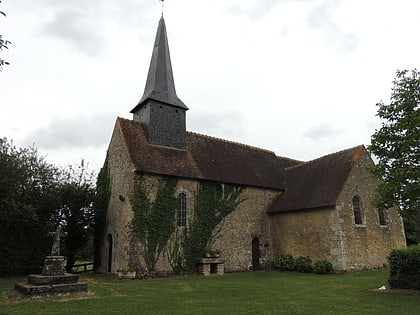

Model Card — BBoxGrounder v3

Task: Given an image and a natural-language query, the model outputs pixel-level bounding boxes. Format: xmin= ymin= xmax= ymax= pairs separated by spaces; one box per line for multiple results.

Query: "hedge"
xmin=388 ymin=244 xmax=420 ymax=290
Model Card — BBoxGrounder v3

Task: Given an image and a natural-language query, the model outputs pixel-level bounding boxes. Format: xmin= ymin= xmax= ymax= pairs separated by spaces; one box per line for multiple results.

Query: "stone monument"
xmin=15 ymin=227 xmax=88 ymax=296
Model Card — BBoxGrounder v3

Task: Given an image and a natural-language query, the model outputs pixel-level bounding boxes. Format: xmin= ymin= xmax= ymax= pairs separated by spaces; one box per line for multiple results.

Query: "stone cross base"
xmin=42 ymin=256 xmax=65 ymax=276
xmin=197 ymin=258 xmax=225 ymax=276
xmin=15 ymin=279 xmax=87 ymax=296
xmin=15 ymin=255 xmax=88 ymax=296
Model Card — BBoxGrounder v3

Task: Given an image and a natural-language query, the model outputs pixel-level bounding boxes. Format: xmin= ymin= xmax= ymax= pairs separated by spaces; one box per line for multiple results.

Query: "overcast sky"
xmin=1 ymin=0 xmax=419 ymax=171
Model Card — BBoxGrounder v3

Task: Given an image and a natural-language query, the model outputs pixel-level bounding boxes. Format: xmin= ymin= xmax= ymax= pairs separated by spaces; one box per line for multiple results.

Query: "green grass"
xmin=1 ymin=269 xmax=419 ymax=314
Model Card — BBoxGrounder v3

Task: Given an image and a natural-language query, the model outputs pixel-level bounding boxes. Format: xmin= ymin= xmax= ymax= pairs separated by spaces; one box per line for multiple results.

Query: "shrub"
xmin=276 ymin=254 xmax=295 ymax=271
xmin=314 ymin=260 xmax=333 ymax=274
xmin=388 ymin=244 xmax=420 ymax=290
xmin=295 ymin=256 xmax=313 ymax=273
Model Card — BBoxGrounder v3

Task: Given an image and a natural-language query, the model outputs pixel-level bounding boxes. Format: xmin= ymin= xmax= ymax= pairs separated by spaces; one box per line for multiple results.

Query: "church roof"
xmin=116 ymin=118 xmax=286 ymax=190
xmin=131 ymin=16 xmax=188 ymax=113
xmin=268 ymin=145 xmax=365 ymax=213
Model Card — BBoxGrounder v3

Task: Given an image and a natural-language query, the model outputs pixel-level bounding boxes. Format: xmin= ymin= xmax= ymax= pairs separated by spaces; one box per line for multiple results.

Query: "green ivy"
xmin=166 ymin=231 xmax=186 ymax=274
xmin=182 ymin=181 xmax=244 ymax=271
xmin=131 ymin=176 xmax=178 ymax=273
xmin=93 ymin=156 xmax=111 ymax=271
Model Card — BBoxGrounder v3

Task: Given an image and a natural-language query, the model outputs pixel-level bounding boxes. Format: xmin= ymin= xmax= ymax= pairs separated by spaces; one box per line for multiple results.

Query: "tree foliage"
xmin=0 ymin=138 xmax=96 ymax=275
xmin=55 ymin=161 xmax=96 ymax=272
xmin=0 ymin=138 xmax=59 ymax=275
xmin=369 ymin=69 xmax=420 ymax=243
xmin=93 ymin=157 xmax=111 ymax=271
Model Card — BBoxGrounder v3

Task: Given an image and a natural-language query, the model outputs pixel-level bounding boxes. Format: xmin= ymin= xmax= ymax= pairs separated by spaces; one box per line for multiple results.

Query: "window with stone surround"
xmin=352 ymin=195 xmax=363 ymax=225
xmin=378 ymin=207 xmax=387 ymax=226
xmin=176 ymin=193 xmax=187 ymax=227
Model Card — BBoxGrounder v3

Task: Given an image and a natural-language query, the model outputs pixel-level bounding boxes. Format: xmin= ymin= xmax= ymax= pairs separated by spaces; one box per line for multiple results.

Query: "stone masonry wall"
xmin=269 ymin=148 xmax=407 ymax=272
xmin=119 ymin=173 xmax=280 ymax=274
xmin=335 ymin=148 xmax=406 ymax=271
xmin=150 ymin=177 xmax=198 ymax=273
xmin=98 ymin=121 xmax=136 ymax=273
xmin=269 ymin=207 xmax=339 ymax=268
xmin=211 ymin=187 xmax=279 ymax=272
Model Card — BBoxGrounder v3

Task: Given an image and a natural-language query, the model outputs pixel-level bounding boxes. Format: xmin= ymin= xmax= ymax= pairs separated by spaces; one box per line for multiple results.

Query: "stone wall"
xmin=335 ymin=148 xmax=406 ymax=270
xmin=269 ymin=207 xmax=339 ymax=268
xmin=98 ymin=121 xmax=136 ymax=273
xmin=212 ymin=187 xmax=279 ymax=272
xmin=128 ymin=179 xmax=279 ymax=273
xmin=152 ymin=177 xmax=198 ymax=273
xmin=102 ymin=152 xmax=281 ymax=274
xmin=269 ymin=148 xmax=406 ymax=271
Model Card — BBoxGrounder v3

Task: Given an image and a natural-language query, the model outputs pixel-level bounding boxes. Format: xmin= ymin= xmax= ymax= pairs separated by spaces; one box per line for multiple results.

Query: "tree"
xmin=369 ymin=69 xmax=420 ymax=244
xmin=0 ymin=0 xmax=11 ymax=71
xmin=0 ymin=138 xmax=97 ymax=275
xmin=55 ymin=161 xmax=96 ymax=273
xmin=93 ymin=157 xmax=111 ymax=271
xmin=0 ymin=138 xmax=60 ymax=275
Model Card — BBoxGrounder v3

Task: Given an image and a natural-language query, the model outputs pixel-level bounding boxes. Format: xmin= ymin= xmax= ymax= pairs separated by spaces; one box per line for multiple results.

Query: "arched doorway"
xmin=252 ymin=237 xmax=260 ymax=270
xmin=107 ymin=234 xmax=113 ymax=273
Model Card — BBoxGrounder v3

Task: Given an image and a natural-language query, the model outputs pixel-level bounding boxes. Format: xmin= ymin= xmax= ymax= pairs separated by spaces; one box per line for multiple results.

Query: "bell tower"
xmin=130 ymin=16 xmax=188 ymax=150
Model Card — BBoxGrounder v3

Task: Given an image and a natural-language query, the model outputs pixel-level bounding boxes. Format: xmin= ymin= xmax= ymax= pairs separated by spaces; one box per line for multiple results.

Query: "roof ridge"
xmin=187 ymin=131 xmax=275 ymax=154
xmin=276 ymin=155 xmax=303 ymax=164
xmin=285 ymin=145 xmax=364 ymax=170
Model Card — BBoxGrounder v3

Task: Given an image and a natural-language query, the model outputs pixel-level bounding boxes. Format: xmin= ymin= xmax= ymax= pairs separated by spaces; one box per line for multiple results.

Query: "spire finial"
xmin=160 ymin=0 xmax=164 ymax=16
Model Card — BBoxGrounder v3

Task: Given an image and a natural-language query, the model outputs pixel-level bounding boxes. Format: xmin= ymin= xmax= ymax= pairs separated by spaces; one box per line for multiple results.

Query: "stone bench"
xmin=197 ymin=258 xmax=225 ymax=276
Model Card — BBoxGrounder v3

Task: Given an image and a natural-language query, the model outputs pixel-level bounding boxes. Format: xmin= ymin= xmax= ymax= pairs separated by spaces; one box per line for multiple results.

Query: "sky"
xmin=1 ymin=0 xmax=419 ymax=172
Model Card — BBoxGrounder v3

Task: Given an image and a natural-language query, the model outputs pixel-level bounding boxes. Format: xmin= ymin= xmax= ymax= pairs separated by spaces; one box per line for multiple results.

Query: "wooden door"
xmin=252 ymin=237 xmax=260 ymax=270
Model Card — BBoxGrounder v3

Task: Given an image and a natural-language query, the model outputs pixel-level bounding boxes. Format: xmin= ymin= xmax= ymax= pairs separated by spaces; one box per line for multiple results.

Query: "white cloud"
xmin=303 ymin=123 xmax=345 ymax=142
xmin=306 ymin=0 xmax=357 ymax=53
xmin=22 ymin=113 xmax=115 ymax=150
xmin=1 ymin=0 xmax=419 ymax=170
xmin=188 ymin=110 xmax=247 ymax=141
xmin=41 ymin=9 xmax=107 ymax=56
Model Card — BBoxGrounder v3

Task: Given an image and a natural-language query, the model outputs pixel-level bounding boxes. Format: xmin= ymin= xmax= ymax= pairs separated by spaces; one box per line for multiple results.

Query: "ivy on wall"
xmin=132 ymin=176 xmax=244 ymax=274
xmin=131 ymin=176 xmax=178 ymax=273
xmin=93 ymin=156 xmax=111 ymax=271
xmin=182 ymin=181 xmax=244 ymax=271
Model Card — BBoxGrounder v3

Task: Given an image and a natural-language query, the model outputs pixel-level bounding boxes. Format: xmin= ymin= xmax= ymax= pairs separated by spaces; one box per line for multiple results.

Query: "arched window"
xmin=353 ymin=195 xmax=363 ymax=225
xmin=378 ymin=207 xmax=387 ymax=226
xmin=177 ymin=193 xmax=187 ymax=227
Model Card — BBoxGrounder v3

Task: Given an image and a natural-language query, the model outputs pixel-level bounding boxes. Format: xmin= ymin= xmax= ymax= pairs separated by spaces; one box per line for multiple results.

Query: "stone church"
xmin=97 ymin=16 xmax=406 ymax=274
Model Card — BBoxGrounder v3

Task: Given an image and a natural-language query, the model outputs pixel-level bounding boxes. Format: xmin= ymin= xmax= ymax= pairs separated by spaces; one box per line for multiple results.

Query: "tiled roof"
xmin=117 ymin=118 xmax=286 ymax=190
xmin=268 ymin=146 xmax=364 ymax=213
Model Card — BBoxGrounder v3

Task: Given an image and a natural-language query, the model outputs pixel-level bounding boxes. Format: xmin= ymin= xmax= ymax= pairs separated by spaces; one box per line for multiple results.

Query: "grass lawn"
xmin=1 ymin=269 xmax=419 ymax=314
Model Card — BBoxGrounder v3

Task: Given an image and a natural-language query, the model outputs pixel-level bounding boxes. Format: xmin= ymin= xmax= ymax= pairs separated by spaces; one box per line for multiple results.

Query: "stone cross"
xmin=48 ymin=226 xmax=67 ymax=256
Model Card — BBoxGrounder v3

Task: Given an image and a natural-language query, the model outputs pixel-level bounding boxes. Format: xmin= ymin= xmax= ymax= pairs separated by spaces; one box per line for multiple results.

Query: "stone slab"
xmin=15 ymin=282 xmax=88 ymax=296
xmin=28 ymin=274 xmax=79 ymax=285
xmin=197 ymin=258 xmax=225 ymax=264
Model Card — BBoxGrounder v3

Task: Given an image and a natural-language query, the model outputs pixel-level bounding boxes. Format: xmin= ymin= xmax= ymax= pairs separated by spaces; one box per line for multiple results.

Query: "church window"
xmin=177 ymin=193 xmax=187 ymax=227
xmin=352 ymin=195 xmax=363 ymax=225
xmin=378 ymin=207 xmax=387 ymax=226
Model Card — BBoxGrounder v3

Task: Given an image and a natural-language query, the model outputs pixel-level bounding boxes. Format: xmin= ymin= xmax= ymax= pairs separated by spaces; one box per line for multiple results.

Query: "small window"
xmin=353 ymin=195 xmax=363 ymax=225
xmin=378 ymin=207 xmax=387 ymax=226
xmin=176 ymin=193 xmax=187 ymax=227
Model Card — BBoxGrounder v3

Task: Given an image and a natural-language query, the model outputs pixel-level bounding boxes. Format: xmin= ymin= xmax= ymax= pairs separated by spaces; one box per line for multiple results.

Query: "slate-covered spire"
xmin=131 ymin=16 xmax=188 ymax=113
xmin=131 ymin=16 xmax=188 ymax=150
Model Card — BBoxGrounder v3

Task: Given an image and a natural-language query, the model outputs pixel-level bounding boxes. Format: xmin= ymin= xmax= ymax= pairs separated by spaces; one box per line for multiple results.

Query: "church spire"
xmin=131 ymin=16 xmax=188 ymax=113
xmin=131 ymin=16 xmax=188 ymax=150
